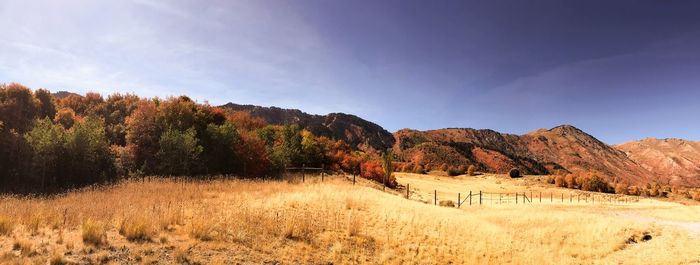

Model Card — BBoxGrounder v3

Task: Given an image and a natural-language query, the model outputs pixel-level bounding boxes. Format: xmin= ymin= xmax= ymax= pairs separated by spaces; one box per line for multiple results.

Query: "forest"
xmin=0 ymin=83 xmax=396 ymax=193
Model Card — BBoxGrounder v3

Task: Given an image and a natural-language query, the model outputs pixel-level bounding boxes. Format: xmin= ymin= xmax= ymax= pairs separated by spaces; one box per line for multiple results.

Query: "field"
xmin=0 ymin=173 xmax=699 ymax=265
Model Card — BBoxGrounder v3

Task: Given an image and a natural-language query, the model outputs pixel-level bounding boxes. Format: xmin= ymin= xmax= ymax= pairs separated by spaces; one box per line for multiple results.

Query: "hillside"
xmin=222 ymin=103 xmax=395 ymax=151
xmin=616 ymin=138 xmax=700 ymax=187
xmin=393 ymin=125 xmax=658 ymax=186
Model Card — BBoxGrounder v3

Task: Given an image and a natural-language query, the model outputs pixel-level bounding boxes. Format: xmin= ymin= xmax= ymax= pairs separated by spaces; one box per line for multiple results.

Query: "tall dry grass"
xmin=0 ymin=177 xmax=697 ymax=264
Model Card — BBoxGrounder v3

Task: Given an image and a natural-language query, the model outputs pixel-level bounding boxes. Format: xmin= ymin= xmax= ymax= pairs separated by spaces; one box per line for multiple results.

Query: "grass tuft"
xmin=82 ymin=218 xmax=107 ymax=246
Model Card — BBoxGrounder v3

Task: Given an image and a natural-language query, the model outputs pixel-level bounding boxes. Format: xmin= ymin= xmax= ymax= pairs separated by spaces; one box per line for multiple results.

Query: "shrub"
xmin=457 ymin=165 xmax=467 ymax=174
xmin=413 ymin=164 xmax=426 ymax=174
xmin=508 ymin=168 xmax=521 ymax=178
xmin=439 ymin=200 xmax=455 ymax=207
xmin=615 ymin=182 xmax=629 ymax=195
xmin=546 ymin=175 xmax=555 ymax=184
xmin=424 ymin=164 xmax=432 ymax=172
xmin=565 ymin=174 xmax=576 ymax=189
xmin=693 ymin=191 xmax=700 ymax=202
xmin=628 ymin=185 xmax=640 ymax=196
xmin=554 ymin=175 xmax=565 ymax=187
xmin=447 ymin=167 xmax=461 ymax=176
xmin=467 ymin=165 xmax=476 ymax=176
xmin=82 ymin=219 xmax=107 ymax=246
xmin=440 ymin=163 xmax=448 ymax=172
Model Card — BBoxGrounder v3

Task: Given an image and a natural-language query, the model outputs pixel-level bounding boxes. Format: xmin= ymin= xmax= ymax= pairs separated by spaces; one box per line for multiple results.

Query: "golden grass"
xmin=0 ymin=176 xmax=696 ymax=264
xmin=81 ymin=218 xmax=107 ymax=246
xmin=0 ymin=216 xmax=13 ymax=236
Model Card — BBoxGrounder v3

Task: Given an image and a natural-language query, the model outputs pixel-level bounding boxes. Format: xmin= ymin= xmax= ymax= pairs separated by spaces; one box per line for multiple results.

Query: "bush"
xmin=546 ymin=175 xmax=555 ymax=184
xmin=439 ymin=200 xmax=455 ymax=207
xmin=467 ymin=165 xmax=476 ymax=176
xmin=361 ymin=161 xmax=398 ymax=188
xmin=413 ymin=164 xmax=426 ymax=174
xmin=457 ymin=165 xmax=467 ymax=174
xmin=82 ymin=219 xmax=107 ymax=246
xmin=565 ymin=174 xmax=576 ymax=189
xmin=628 ymin=185 xmax=640 ymax=196
xmin=447 ymin=167 xmax=461 ymax=176
xmin=440 ymin=163 xmax=448 ymax=172
xmin=508 ymin=168 xmax=521 ymax=178
xmin=615 ymin=183 xmax=629 ymax=195
xmin=554 ymin=175 xmax=565 ymax=187
xmin=693 ymin=192 xmax=700 ymax=202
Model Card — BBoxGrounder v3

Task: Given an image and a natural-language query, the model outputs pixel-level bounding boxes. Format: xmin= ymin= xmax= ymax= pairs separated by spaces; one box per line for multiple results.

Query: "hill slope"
xmin=394 ymin=125 xmax=658 ymax=185
xmin=221 ymin=103 xmax=394 ymax=151
xmin=616 ymin=138 xmax=700 ymax=186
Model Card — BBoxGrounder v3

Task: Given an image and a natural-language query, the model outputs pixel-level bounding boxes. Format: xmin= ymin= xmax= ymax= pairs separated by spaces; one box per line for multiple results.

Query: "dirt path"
xmin=611 ymin=212 xmax=700 ymax=237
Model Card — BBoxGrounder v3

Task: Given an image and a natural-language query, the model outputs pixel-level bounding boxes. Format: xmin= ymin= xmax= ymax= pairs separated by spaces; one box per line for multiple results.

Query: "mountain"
xmin=394 ymin=125 xmax=661 ymax=186
xmin=52 ymin=91 xmax=80 ymax=99
xmin=616 ymin=138 xmax=700 ymax=187
xmin=221 ymin=103 xmax=395 ymax=151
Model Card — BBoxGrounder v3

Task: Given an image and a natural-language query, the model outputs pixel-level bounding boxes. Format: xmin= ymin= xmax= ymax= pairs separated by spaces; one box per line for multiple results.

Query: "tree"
xmin=125 ymin=100 xmax=160 ymax=174
xmin=34 ymin=89 xmax=56 ymax=119
xmin=24 ymin=118 xmax=66 ymax=189
xmin=54 ymin=108 xmax=77 ymax=129
xmin=0 ymin=83 xmax=38 ymax=133
xmin=382 ymin=149 xmax=394 ymax=188
xmin=301 ymin=130 xmax=323 ymax=167
xmin=201 ymin=121 xmax=240 ymax=174
xmin=64 ymin=116 xmax=115 ymax=185
xmin=156 ymin=128 xmax=203 ymax=176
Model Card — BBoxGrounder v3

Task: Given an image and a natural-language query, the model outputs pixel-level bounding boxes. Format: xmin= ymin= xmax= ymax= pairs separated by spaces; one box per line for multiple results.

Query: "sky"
xmin=2 ymin=0 xmax=700 ymax=144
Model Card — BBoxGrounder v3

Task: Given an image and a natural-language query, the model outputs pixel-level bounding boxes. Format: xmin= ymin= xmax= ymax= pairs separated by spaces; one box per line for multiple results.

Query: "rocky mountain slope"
xmin=221 ymin=103 xmax=394 ymax=151
xmin=616 ymin=138 xmax=700 ymax=187
xmin=394 ymin=125 xmax=666 ymax=186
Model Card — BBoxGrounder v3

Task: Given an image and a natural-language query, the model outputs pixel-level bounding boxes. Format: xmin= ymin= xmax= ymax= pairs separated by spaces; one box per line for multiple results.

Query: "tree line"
xmin=0 ymin=83 xmax=396 ymax=193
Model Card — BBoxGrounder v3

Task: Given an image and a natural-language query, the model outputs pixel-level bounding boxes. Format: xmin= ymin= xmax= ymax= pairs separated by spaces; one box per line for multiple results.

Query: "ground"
xmin=0 ymin=173 xmax=699 ymax=264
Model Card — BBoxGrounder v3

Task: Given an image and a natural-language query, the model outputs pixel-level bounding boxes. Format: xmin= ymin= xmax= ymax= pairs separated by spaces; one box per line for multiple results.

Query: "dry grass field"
xmin=0 ymin=174 xmax=699 ymax=265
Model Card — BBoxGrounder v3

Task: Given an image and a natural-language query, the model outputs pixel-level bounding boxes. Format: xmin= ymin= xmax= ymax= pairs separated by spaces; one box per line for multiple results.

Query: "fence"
xmin=404 ymin=184 xmax=635 ymax=207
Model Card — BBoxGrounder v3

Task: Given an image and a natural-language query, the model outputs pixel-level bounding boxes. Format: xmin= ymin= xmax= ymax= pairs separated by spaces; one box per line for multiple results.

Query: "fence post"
xmin=530 ymin=191 xmax=533 ymax=203
xmin=561 ymin=193 xmax=564 ymax=202
xmin=302 ymin=164 xmax=305 ymax=183
xmin=406 ymin=184 xmax=409 ymax=199
xmin=458 ymin=193 xmax=461 ymax=208
xmin=321 ymin=164 xmax=324 ymax=182
xmin=479 ymin=191 xmax=482 ymax=205
xmin=550 ymin=192 xmax=553 ymax=202
xmin=353 ymin=170 xmax=356 ymax=185
xmin=469 ymin=191 xmax=472 ymax=205
xmin=539 ymin=192 xmax=542 ymax=203
xmin=516 ymin=193 xmax=518 ymax=204
xmin=434 ymin=190 xmax=437 ymax=205
xmin=570 ymin=194 xmax=572 ymax=203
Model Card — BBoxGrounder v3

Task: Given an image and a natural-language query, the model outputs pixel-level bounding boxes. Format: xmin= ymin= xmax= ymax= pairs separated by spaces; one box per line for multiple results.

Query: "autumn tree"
xmin=34 ymin=89 xmax=56 ymax=119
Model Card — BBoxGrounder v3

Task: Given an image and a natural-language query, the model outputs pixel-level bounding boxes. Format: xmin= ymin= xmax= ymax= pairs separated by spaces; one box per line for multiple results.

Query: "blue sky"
xmin=2 ymin=0 xmax=700 ymax=144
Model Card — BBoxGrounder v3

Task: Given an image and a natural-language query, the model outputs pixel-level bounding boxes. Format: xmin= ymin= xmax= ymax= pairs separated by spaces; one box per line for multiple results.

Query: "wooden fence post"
xmin=321 ymin=164 xmax=324 ymax=182
xmin=516 ymin=193 xmax=518 ymax=204
xmin=302 ymin=164 xmax=305 ymax=183
xmin=561 ymin=193 xmax=564 ymax=202
xmin=530 ymin=192 xmax=533 ymax=203
xmin=434 ymin=190 xmax=437 ymax=205
xmin=539 ymin=192 xmax=542 ymax=203
xmin=469 ymin=191 xmax=472 ymax=205
xmin=458 ymin=193 xmax=461 ymax=208
xmin=406 ymin=184 xmax=409 ymax=199
xmin=550 ymin=192 xmax=553 ymax=202
xmin=479 ymin=191 xmax=482 ymax=205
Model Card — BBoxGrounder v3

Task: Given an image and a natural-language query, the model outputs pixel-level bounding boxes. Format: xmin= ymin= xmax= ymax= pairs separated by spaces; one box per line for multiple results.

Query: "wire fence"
xmin=404 ymin=184 xmax=636 ymax=207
